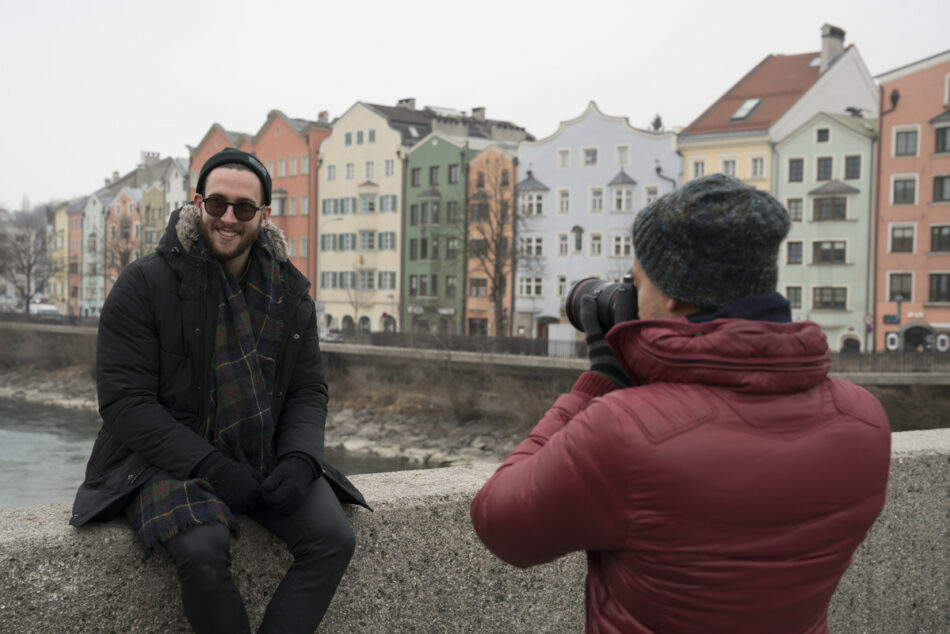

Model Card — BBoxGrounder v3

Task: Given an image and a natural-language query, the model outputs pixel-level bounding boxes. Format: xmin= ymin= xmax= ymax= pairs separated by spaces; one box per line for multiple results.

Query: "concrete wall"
xmin=1 ymin=430 xmax=947 ymax=633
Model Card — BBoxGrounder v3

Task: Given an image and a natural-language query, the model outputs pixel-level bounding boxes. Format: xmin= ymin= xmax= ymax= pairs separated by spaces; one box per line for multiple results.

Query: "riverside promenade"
xmin=1 ymin=429 xmax=948 ymax=633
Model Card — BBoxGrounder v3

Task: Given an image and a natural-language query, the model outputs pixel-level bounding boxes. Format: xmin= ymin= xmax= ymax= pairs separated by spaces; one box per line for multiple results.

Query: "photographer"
xmin=470 ymin=174 xmax=891 ymax=633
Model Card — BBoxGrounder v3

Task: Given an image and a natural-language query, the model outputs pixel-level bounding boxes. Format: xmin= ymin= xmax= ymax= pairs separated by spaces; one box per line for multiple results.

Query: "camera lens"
xmin=565 ymin=275 xmax=638 ymax=333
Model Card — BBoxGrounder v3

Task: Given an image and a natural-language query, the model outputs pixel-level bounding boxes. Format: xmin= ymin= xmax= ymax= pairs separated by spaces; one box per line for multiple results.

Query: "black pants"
xmin=163 ymin=477 xmax=355 ymax=634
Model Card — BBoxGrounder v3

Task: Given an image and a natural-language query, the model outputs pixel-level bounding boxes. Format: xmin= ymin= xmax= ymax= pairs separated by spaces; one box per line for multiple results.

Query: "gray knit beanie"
xmin=632 ymin=173 xmax=790 ymax=309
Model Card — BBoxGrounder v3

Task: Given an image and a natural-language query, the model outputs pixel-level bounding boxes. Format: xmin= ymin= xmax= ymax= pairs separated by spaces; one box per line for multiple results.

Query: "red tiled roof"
xmin=680 ymin=51 xmax=824 ymax=138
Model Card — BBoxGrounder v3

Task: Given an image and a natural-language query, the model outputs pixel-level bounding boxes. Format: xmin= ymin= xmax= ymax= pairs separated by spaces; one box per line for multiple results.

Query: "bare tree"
xmin=342 ymin=258 xmax=374 ymax=334
xmin=0 ymin=212 xmax=51 ymax=313
xmin=467 ymin=151 xmax=517 ymax=337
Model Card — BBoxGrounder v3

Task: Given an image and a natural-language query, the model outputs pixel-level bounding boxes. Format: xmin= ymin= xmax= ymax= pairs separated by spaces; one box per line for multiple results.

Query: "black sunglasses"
xmin=202 ymin=196 xmax=263 ymax=222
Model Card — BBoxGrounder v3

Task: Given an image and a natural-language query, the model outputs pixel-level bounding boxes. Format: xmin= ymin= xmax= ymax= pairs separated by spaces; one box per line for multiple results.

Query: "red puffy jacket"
xmin=471 ymin=318 xmax=890 ymax=633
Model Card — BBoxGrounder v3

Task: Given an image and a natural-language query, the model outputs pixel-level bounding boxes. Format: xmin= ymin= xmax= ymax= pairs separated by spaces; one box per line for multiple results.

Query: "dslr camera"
xmin=565 ymin=274 xmax=638 ymax=333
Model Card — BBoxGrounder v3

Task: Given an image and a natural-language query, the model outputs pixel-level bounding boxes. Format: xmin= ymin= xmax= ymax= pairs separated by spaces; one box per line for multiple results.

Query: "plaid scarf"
xmin=127 ymin=232 xmax=285 ymax=554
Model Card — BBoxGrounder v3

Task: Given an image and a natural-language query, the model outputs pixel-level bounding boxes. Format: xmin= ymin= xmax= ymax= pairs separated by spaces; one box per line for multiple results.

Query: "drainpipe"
xmin=873 ymin=87 xmax=900 ymax=352
xmin=654 ymin=161 xmax=677 ymax=190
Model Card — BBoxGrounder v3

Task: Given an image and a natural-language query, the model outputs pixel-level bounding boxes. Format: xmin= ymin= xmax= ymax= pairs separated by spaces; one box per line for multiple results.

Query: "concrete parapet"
xmin=0 ymin=431 xmax=948 ymax=633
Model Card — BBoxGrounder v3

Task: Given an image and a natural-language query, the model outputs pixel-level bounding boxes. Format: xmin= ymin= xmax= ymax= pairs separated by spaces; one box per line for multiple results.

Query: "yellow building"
xmin=677 ymin=25 xmax=877 ymax=193
xmin=47 ymin=201 xmax=69 ymax=314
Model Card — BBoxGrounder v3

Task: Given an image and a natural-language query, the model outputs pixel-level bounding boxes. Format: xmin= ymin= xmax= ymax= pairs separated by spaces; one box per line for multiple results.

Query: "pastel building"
xmin=775 ymin=112 xmax=877 ymax=352
xmin=677 ymin=24 xmax=877 ymax=192
xmin=403 ymin=133 xmax=479 ymax=334
xmin=66 ymin=197 xmax=85 ymax=318
xmin=47 ymin=202 xmax=69 ymax=314
xmin=514 ymin=101 xmax=680 ymax=339
xmin=80 ymin=192 xmax=106 ymax=318
xmin=104 ymin=187 xmax=142 ymax=295
xmin=874 ymin=49 xmax=950 ymax=352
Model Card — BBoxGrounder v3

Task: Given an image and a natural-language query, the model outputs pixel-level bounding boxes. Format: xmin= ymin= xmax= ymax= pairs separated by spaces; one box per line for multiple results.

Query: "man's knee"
xmin=298 ymin=517 xmax=355 ymax=567
xmin=165 ymin=523 xmax=233 ymax=575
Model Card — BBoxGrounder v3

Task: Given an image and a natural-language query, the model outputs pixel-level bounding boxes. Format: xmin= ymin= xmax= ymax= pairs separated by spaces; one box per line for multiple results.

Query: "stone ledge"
xmin=0 ymin=431 xmax=947 ymax=633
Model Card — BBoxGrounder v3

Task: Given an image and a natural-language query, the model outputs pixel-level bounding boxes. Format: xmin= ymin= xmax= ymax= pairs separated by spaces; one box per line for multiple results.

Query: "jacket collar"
xmin=606 ymin=317 xmax=830 ymax=394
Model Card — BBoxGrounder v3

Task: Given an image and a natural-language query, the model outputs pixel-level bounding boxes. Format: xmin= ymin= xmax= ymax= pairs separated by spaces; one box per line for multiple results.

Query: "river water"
xmin=0 ymin=398 xmax=432 ymax=510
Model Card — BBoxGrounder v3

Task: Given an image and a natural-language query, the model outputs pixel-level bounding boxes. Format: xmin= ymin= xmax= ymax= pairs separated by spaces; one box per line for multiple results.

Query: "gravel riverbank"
xmin=0 ymin=366 xmax=516 ymax=467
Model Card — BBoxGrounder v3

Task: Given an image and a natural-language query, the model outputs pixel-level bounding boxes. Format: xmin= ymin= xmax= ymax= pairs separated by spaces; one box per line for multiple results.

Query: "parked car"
xmin=29 ymin=303 xmax=63 ymax=323
xmin=319 ymin=328 xmax=344 ymax=343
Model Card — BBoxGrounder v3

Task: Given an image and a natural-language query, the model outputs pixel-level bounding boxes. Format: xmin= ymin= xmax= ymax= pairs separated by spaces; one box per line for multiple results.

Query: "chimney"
xmin=318 ymin=110 xmax=329 ymax=124
xmin=472 ymin=107 xmax=486 ymax=121
xmin=396 ymin=97 xmax=416 ymax=110
xmin=113 ymin=170 xmax=119 ymax=181
xmin=820 ymin=24 xmax=845 ymax=73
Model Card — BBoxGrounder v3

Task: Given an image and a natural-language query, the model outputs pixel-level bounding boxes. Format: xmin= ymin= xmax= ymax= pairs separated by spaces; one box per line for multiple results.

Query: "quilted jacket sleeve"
xmin=97 ymin=262 xmax=216 ymax=479
xmin=470 ymin=371 xmax=630 ymax=568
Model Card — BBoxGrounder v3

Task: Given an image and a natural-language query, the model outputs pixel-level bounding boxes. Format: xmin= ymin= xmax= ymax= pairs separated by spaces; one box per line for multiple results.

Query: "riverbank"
xmin=0 ymin=366 xmax=519 ymax=467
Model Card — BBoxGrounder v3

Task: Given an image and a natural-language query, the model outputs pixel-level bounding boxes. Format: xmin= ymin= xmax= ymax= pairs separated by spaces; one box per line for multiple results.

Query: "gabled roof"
xmin=515 ymin=170 xmax=549 ymax=192
xmin=253 ymin=109 xmax=327 ymax=145
xmin=66 ymin=196 xmax=88 ymax=213
xmin=808 ymin=179 xmax=860 ymax=196
xmin=875 ymin=48 xmax=950 ymax=84
xmin=826 ymin=112 xmax=877 ymax=138
xmin=190 ymin=123 xmax=253 ymax=157
xmin=680 ymin=51 xmax=829 ymax=139
xmin=364 ymin=102 xmax=530 ymax=146
xmin=609 ymin=168 xmax=637 ymax=186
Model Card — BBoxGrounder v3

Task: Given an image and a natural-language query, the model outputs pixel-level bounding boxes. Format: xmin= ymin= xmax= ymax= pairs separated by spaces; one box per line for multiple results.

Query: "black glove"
xmin=262 ymin=456 xmax=316 ymax=516
xmin=194 ymin=452 xmax=265 ymax=514
xmin=580 ymin=295 xmax=633 ymax=388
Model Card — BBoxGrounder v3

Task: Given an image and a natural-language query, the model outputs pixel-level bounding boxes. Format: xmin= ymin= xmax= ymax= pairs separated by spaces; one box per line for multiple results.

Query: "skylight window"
xmin=408 ymin=125 xmax=419 ymax=137
xmin=730 ymin=98 xmax=762 ymax=121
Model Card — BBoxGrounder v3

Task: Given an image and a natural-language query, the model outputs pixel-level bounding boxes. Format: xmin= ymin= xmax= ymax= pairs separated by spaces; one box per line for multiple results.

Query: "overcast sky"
xmin=1 ymin=0 xmax=948 ymax=210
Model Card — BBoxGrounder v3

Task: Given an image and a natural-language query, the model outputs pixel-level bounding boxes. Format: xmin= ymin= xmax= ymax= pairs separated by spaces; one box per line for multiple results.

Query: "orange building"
xmin=104 ymin=187 xmax=142 ymax=296
xmin=464 ymin=146 xmax=517 ymax=336
xmin=66 ymin=197 xmax=85 ymax=318
xmin=189 ymin=112 xmax=332 ymax=297
xmin=874 ymin=50 xmax=950 ymax=352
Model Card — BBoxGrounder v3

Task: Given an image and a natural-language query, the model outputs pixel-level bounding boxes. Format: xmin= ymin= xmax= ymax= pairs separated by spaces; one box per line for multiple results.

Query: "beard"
xmin=198 ymin=213 xmax=263 ymax=264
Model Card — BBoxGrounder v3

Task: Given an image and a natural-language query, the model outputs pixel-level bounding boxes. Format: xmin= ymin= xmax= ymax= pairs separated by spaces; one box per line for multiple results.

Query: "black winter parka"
xmin=71 ymin=205 xmax=366 ymax=527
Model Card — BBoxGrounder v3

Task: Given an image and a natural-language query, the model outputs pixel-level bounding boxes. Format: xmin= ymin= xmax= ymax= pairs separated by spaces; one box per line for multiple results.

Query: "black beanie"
xmin=632 ymin=174 xmax=790 ymax=310
xmin=195 ymin=147 xmax=272 ymax=205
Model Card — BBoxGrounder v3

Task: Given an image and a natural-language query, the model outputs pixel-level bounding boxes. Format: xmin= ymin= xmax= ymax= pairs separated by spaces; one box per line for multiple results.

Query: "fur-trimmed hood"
xmin=171 ymin=203 xmax=290 ymax=262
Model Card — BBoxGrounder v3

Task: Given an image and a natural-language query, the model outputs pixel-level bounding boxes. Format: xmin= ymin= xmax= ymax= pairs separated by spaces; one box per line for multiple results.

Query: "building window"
xmin=345 ymin=163 xmax=354 ymax=180
xmin=889 ymin=226 xmax=914 ymax=253
xmin=368 ymin=129 xmax=376 ymax=143
xmin=476 ymin=172 xmax=485 ymax=188
xmin=358 ymin=230 xmax=375 ymax=251
xmin=615 ymin=145 xmax=629 ymax=165
xmin=301 ymin=195 xmax=309 ymax=215
xmin=359 ymin=194 xmax=376 ymax=213
xmin=583 ymin=148 xmax=598 ymax=167
xmin=895 ymin=129 xmax=918 ymax=157
xmin=722 ymin=159 xmax=736 ymax=177
xmin=302 ymin=154 xmax=309 ymax=173
xmin=519 ymin=193 xmax=542 ymax=216
xmin=787 ymin=198 xmax=803 ymax=221
xmin=380 ymin=194 xmax=396 ymax=213
xmin=813 ymin=240 xmax=846 ymax=264
xmin=934 ymin=176 xmax=950 ymax=202
xmin=590 ymin=188 xmax=603 ymax=213
xmin=385 ymin=159 xmax=394 ymax=177
xmin=558 ymin=233 xmax=568 ymax=256
xmin=409 ymin=238 xmax=418 ymax=260
xmin=788 ymin=158 xmax=804 ymax=183
xmin=612 ymin=234 xmax=632 ymax=257
xmin=501 ymin=170 xmax=510 ymax=187
xmin=446 ymin=238 xmax=459 ymax=259
xmin=357 ymin=269 xmax=375 ymax=290
xmin=845 ymin=155 xmax=861 ymax=180
xmin=446 ymin=201 xmax=459 ymax=223
xmin=644 ymin=186 xmax=659 ymax=206
xmin=378 ymin=271 xmax=395 ymax=290
xmin=590 ymin=233 xmax=602 ymax=256
xmin=289 ymin=156 xmax=297 ymax=176
xmin=893 ymin=178 xmax=916 ymax=205
xmin=787 ymin=241 xmax=802 ymax=264
xmin=470 ymin=203 xmax=489 ymax=222
xmin=930 ymin=273 xmax=950 ymax=302
xmin=572 ymin=226 xmax=584 ymax=252
xmin=613 ymin=187 xmax=633 ymax=212
xmin=932 ymin=225 xmax=950 ymax=252
xmin=813 ymin=287 xmax=846 ymax=310
xmin=519 ymin=276 xmax=543 ymax=297
xmin=411 ymin=168 xmax=421 ymax=187
xmin=558 ymin=149 xmax=570 ymax=168
xmin=378 ymin=231 xmax=396 ymax=250
xmin=289 ymin=196 xmax=297 ymax=216
xmin=365 ymin=161 xmax=375 ymax=179
xmin=786 ymin=286 xmax=802 ymax=309
xmin=816 ymin=128 xmax=830 ymax=143
xmin=327 ymin=165 xmax=336 ymax=181
xmin=558 ymin=189 xmax=570 ymax=214
xmin=287 ymin=238 xmax=296 ymax=257
xmin=751 ymin=156 xmax=765 ymax=178
xmin=693 ymin=160 xmax=705 ymax=178
xmin=813 ymin=197 xmax=846 ymax=220
xmin=409 ymin=275 xmax=418 ymax=296
xmin=448 ymin=164 xmax=460 ymax=184
xmin=267 ymin=160 xmax=274 ymax=176
xmin=470 ymin=278 xmax=487 ymax=297
xmin=519 ymin=236 xmax=543 ymax=256
xmin=937 ymin=127 xmax=950 ymax=153
xmin=469 ymin=238 xmax=487 ymax=257
xmin=345 ymin=132 xmax=352 ymax=146
xmin=429 ymin=166 xmax=439 ymax=186
xmin=889 ymin=273 xmax=913 ymax=302
xmin=445 ymin=275 xmax=457 ymax=298
xmin=356 ymin=130 xmax=363 ymax=145
xmin=816 ymin=157 xmax=832 ymax=181
xmin=557 ymin=274 xmax=567 ymax=297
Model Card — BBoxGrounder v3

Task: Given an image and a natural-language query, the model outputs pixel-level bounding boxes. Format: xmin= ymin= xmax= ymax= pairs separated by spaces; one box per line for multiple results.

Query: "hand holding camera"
xmin=566 ymin=275 xmax=638 ymax=389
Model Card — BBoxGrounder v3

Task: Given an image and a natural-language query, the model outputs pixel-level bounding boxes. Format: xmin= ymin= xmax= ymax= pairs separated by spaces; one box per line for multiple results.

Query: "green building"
xmin=774 ymin=111 xmax=877 ymax=352
xmin=402 ymin=133 xmax=480 ymax=334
